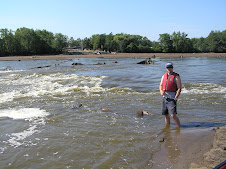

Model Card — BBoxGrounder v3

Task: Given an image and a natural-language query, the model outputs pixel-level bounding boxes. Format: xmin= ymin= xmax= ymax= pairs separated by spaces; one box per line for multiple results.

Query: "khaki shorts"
xmin=162 ymin=97 xmax=177 ymax=115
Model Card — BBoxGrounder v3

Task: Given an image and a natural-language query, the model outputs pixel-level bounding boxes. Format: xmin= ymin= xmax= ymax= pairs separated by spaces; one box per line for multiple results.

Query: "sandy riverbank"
xmin=151 ymin=126 xmax=226 ymax=169
xmin=189 ymin=126 xmax=226 ymax=169
xmin=0 ymin=53 xmax=226 ymax=61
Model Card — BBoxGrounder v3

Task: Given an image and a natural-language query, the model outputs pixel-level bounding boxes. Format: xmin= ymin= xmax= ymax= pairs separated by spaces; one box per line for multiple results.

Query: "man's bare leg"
xmin=171 ymin=114 xmax=180 ymax=128
xmin=165 ymin=114 xmax=170 ymax=127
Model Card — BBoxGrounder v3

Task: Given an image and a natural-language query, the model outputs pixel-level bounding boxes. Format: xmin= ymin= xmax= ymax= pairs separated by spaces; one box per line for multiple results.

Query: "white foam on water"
xmin=7 ymin=125 xmax=38 ymax=147
xmin=182 ymin=83 xmax=226 ymax=95
xmin=0 ymin=90 xmax=21 ymax=103
xmin=0 ymin=73 xmax=108 ymax=103
xmin=0 ymin=108 xmax=49 ymax=121
xmin=0 ymin=72 xmax=143 ymax=106
xmin=0 ymin=108 xmax=49 ymax=149
xmin=0 ymin=69 xmax=23 ymax=73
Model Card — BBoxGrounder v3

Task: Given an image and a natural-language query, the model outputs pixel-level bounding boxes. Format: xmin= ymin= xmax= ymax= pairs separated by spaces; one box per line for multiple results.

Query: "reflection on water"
xmin=0 ymin=56 xmax=225 ymax=168
xmin=164 ymin=128 xmax=181 ymax=164
xmin=151 ymin=127 xmax=181 ymax=168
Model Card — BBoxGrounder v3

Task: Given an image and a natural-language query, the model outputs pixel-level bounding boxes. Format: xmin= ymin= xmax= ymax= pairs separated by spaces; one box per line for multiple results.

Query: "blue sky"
xmin=1 ymin=0 xmax=225 ymax=41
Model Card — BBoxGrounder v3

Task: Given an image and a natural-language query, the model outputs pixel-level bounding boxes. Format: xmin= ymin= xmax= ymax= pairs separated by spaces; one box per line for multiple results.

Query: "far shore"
xmin=0 ymin=53 xmax=226 ymax=61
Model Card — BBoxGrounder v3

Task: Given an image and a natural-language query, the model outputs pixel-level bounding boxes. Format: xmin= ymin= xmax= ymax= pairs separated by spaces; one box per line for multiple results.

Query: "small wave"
xmin=0 ymin=66 xmax=13 ymax=72
xmin=0 ymin=72 xmax=146 ymax=104
xmin=182 ymin=83 xmax=226 ymax=94
xmin=108 ymin=87 xmax=134 ymax=93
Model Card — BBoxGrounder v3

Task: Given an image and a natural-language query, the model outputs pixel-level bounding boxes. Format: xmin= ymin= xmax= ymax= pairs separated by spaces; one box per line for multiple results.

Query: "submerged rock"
xmin=72 ymin=62 xmax=83 ymax=65
xmin=72 ymin=104 xmax=83 ymax=109
xmin=101 ymin=107 xmax=111 ymax=112
xmin=137 ymin=58 xmax=154 ymax=64
xmin=159 ymin=137 xmax=165 ymax=142
xmin=136 ymin=110 xmax=151 ymax=117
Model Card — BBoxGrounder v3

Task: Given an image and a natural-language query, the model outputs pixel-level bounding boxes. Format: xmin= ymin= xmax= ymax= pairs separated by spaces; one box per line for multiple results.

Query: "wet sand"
xmin=0 ymin=52 xmax=226 ymax=61
xmin=189 ymin=126 xmax=226 ymax=169
xmin=151 ymin=126 xmax=226 ymax=169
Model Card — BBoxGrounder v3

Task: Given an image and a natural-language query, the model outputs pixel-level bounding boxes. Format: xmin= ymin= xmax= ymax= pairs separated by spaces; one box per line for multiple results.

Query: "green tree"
xmin=82 ymin=37 xmax=91 ymax=50
xmin=35 ymin=29 xmax=55 ymax=54
xmin=206 ymin=30 xmax=226 ymax=52
xmin=191 ymin=37 xmax=208 ymax=52
xmin=90 ymin=34 xmax=100 ymax=50
xmin=0 ymin=38 xmax=3 ymax=56
xmin=52 ymin=33 xmax=68 ymax=53
xmin=0 ymin=28 xmax=17 ymax=56
xmin=99 ymin=34 xmax=106 ymax=51
xmin=159 ymin=33 xmax=172 ymax=52
xmin=68 ymin=37 xmax=75 ymax=47
xmin=113 ymin=33 xmax=136 ymax=52
xmin=171 ymin=32 xmax=193 ymax=52
xmin=138 ymin=37 xmax=153 ymax=52
xmin=220 ymin=30 xmax=226 ymax=52
xmin=125 ymin=42 xmax=138 ymax=53
xmin=89 ymin=34 xmax=107 ymax=51
xmin=151 ymin=41 xmax=160 ymax=52
xmin=68 ymin=38 xmax=83 ymax=48
xmin=14 ymin=27 xmax=43 ymax=55
xmin=105 ymin=32 xmax=114 ymax=52
xmin=141 ymin=37 xmax=152 ymax=46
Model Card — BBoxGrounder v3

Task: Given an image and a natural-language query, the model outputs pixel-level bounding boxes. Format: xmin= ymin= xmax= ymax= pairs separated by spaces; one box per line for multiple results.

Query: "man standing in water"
xmin=159 ymin=62 xmax=181 ymax=128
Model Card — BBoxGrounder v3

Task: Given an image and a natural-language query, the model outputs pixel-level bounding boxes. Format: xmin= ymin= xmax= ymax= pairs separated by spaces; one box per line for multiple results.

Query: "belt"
xmin=163 ymin=96 xmax=175 ymax=102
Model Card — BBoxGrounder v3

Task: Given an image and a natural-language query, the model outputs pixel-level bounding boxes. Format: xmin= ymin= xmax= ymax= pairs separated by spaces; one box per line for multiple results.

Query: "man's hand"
xmin=160 ymin=90 xmax=165 ymax=96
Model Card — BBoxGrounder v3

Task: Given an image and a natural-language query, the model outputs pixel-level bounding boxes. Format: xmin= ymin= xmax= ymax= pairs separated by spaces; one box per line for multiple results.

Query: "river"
xmin=0 ymin=56 xmax=225 ymax=168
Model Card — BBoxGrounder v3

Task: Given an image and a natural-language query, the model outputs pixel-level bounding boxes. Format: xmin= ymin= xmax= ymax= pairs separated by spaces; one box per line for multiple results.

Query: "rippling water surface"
xmin=0 ymin=56 xmax=225 ymax=168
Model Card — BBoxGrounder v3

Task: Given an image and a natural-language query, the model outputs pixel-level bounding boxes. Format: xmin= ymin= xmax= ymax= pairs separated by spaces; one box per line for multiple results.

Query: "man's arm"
xmin=175 ymin=76 xmax=182 ymax=99
xmin=159 ymin=75 xmax=165 ymax=96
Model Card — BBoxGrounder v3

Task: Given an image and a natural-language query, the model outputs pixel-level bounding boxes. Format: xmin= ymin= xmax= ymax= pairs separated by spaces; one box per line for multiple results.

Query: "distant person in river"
xmin=159 ymin=62 xmax=182 ymax=128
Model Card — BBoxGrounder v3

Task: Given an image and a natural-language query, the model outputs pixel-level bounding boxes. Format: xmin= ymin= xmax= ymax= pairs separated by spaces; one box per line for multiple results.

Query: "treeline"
xmin=0 ymin=27 xmax=68 ymax=56
xmin=158 ymin=31 xmax=226 ymax=53
xmin=0 ymin=27 xmax=226 ymax=56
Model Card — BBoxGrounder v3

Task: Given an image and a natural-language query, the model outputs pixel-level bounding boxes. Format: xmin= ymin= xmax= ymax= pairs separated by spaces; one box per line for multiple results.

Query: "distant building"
xmin=63 ymin=46 xmax=83 ymax=55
